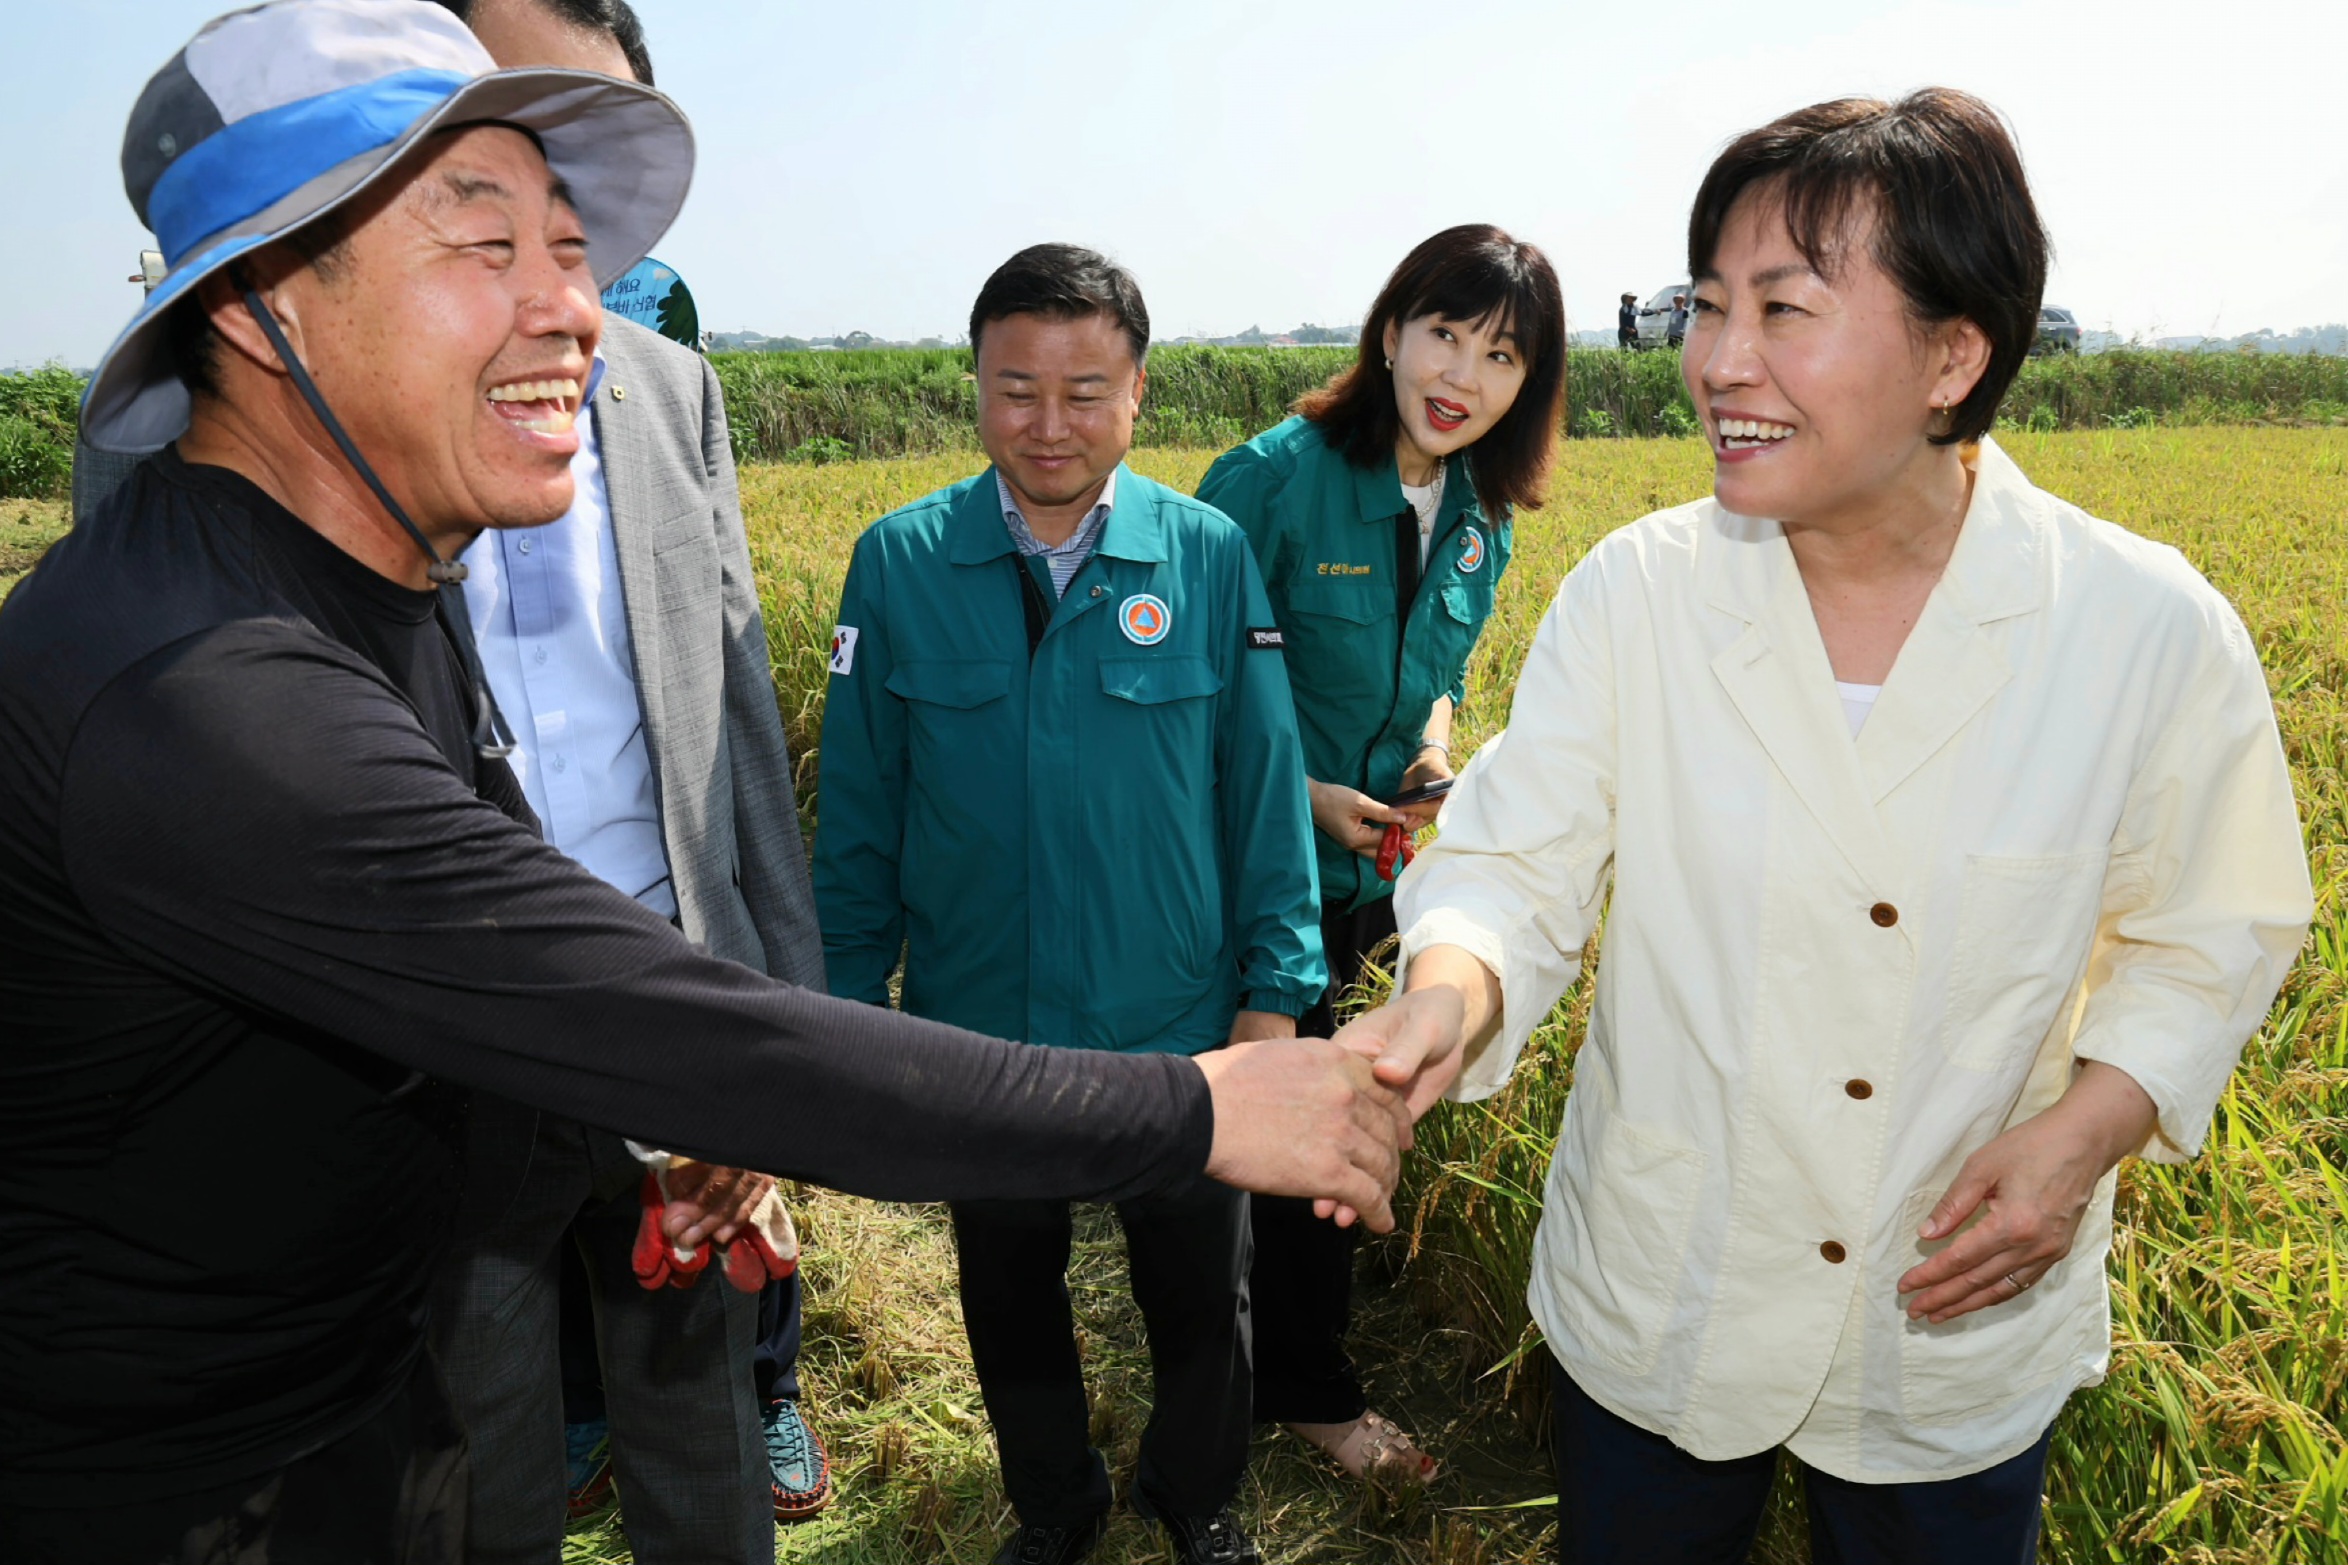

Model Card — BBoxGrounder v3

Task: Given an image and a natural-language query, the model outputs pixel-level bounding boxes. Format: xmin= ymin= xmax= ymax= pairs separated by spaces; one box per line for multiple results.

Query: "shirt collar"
xmin=1353 ymin=446 xmax=1470 ymax=525
xmin=954 ymin=463 xmax=1163 ymax=565
xmin=996 ymin=467 xmax=1117 ymax=540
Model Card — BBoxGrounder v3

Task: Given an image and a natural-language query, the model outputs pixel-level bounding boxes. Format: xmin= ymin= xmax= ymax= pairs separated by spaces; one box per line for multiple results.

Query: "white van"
xmin=1636 ymin=283 xmax=1693 ymax=350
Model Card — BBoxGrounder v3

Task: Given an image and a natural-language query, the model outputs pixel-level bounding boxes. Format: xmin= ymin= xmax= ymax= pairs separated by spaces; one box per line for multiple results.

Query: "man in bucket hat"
xmin=0 ymin=4 xmax=1413 ymax=1558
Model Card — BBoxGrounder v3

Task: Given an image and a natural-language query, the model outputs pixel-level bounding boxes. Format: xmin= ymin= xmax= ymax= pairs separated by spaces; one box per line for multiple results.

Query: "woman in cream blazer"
xmin=1348 ymin=92 xmax=2313 ymax=1565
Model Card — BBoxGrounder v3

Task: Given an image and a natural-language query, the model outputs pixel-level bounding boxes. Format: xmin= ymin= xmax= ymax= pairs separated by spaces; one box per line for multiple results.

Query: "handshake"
xmin=1195 ymin=979 xmax=1480 ymax=1232
xmin=650 ymin=962 xmax=1498 ymax=1244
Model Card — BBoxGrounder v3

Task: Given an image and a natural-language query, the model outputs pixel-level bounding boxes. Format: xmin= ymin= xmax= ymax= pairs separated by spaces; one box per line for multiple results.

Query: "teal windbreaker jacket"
xmin=812 ymin=465 xmax=1325 ymax=1053
xmin=1197 ymin=416 xmax=1513 ymax=911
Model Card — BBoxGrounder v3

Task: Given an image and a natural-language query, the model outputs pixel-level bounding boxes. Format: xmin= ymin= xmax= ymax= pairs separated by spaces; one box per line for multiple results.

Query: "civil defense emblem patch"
xmin=1119 ymin=594 xmax=1172 ymax=645
xmin=1458 ymin=526 xmax=1486 ymax=574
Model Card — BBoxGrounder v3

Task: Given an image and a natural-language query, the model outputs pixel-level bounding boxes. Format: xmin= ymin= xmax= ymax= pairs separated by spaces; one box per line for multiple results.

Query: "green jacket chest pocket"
xmin=1280 ymin=576 xmax=1394 ymax=707
xmin=1093 ymin=654 xmax=1226 ymax=969
xmin=886 ymin=659 xmax=1015 ymax=770
xmin=1095 ymin=655 xmax=1224 ymax=795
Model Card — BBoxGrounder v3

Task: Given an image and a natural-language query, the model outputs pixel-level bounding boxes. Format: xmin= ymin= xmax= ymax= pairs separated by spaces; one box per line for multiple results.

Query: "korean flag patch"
xmin=829 ymin=625 xmax=859 ymax=675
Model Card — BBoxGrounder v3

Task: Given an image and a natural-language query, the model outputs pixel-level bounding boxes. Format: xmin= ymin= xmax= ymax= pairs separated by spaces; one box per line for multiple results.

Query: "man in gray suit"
xmin=430 ymin=1 xmax=830 ymax=1555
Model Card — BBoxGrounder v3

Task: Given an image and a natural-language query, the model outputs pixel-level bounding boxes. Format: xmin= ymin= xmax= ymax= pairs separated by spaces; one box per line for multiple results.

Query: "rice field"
xmin=11 ymin=426 xmax=2335 ymax=1561
xmin=692 ymin=427 xmax=2348 ymax=1564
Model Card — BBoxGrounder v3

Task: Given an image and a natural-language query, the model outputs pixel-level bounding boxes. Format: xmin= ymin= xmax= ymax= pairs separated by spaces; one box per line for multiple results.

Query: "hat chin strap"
xmin=240 ymin=288 xmax=515 ymax=761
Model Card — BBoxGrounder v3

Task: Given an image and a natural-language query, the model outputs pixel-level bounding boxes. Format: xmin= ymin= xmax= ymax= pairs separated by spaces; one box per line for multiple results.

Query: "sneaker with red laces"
xmin=763 ymin=1398 xmax=832 ymax=1520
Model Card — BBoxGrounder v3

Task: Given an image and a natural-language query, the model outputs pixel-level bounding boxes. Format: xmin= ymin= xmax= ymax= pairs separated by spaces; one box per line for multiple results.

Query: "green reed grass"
xmin=12 ymin=350 xmax=2348 ymax=498
xmin=705 ymin=347 xmax=2348 ymax=466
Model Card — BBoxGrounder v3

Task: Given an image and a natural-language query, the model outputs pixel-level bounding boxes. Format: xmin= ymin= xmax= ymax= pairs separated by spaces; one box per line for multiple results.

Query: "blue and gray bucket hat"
xmin=83 ymin=0 xmax=694 ymax=453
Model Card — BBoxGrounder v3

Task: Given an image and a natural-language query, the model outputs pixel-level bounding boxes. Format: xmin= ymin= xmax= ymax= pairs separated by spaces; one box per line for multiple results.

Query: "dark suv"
xmin=2034 ymin=307 xmax=2081 ymax=354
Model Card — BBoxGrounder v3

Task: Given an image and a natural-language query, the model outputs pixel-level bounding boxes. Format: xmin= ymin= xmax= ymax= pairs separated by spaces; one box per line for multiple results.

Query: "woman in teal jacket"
xmin=1197 ymin=223 xmax=1566 ymax=1486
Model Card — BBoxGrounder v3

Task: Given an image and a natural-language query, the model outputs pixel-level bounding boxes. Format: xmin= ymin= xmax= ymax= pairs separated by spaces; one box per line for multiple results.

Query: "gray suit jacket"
xmin=596 ymin=314 xmax=824 ymax=990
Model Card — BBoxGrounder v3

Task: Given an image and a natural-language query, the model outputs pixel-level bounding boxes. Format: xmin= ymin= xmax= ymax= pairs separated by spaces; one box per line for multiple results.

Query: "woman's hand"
xmin=1897 ymin=1061 xmax=2158 ymax=1324
xmin=1395 ymin=745 xmax=1455 ymax=829
xmin=1308 ymin=777 xmax=1404 ymax=859
xmin=1302 ymin=945 xmax=1502 ymax=1226
xmin=1331 ymin=982 xmax=1472 ymax=1120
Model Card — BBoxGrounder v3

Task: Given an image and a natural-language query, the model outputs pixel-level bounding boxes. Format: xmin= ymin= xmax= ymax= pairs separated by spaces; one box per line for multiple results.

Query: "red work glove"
xmin=1376 ymin=821 xmax=1416 ymax=881
xmin=719 ymin=1183 xmax=799 ymax=1292
xmin=631 ymin=1160 xmax=799 ymax=1293
xmin=631 ymin=1168 xmax=711 ymax=1290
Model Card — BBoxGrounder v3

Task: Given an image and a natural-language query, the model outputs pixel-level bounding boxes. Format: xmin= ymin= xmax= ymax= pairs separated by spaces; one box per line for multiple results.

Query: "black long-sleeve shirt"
xmin=0 ymin=451 xmax=1211 ymax=1507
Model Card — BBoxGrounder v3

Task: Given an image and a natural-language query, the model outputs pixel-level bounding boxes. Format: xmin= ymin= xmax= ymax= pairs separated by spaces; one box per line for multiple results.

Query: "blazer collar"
xmin=1697 ymin=438 xmax=2044 ymax=627
xmin=1701 ymin=439 xmax=2050 ymax=900
xmin=948 ymin=462 xmax=1164 ymax=565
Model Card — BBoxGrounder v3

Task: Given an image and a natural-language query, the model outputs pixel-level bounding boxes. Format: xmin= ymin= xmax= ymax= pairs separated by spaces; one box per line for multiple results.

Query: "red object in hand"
xmin=722 ymin=1222 xmax=796 ymax=1291
xmin=1376 ymin=822 xmax=1415 ymax=881
xmin=633 ymin=1165 xmax=800 ymax=1293
xmin=631 ymin=1170 xmax=710 ymax=1290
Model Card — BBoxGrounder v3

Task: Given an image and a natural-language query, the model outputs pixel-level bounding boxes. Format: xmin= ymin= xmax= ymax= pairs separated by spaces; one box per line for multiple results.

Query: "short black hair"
xmin=430 ymin=0 xmax=656 ymax=85
xmin=1687 ymin=88 xmax=2048 ymax=446
xmin=968 ymin=244 xmax=1149 ymax=368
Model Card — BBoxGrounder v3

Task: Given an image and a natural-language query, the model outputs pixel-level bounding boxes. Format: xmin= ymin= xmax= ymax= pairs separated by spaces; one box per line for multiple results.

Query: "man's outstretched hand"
xmin=1194 ymin=1038 xmax=1411 ymax=1231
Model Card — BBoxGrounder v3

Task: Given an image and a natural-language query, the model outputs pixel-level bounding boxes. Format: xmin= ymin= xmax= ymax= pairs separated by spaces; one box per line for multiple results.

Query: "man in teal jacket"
xmin=813 ymin=246 xmax=1322 ymax=1565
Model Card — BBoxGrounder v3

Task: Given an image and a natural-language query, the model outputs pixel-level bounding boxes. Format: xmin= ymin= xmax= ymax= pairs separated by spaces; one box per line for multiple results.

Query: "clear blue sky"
xmin=6 ymin=0 xmax=2343 ymax=368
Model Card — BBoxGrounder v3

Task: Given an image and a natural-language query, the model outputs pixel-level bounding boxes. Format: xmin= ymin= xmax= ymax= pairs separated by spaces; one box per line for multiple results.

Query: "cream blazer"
xmin=1395 ymin=440 xmax=2310 ymax=1482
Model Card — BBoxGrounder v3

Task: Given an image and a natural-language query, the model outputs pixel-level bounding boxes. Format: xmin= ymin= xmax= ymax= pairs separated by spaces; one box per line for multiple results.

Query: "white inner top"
xmin=1836 ymin=680 xmax=1882 ymax=736
xmin=1400 ymin=465 xmax=1446 ymax=567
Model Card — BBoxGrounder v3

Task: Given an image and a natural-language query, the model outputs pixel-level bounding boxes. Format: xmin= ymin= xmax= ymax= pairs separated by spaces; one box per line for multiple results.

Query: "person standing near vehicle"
xmin=813 ymin=245 xmax=1325 ymax=1565
xmin=1668 ymin=291 xmax=1690 ymax=348
xmin=1618 ymin=291 xmax=1639 ymax=350
xmin=422 ymin=0 xmax=834 ymax=1547
xmin=1194 ymin=224 xmax=1567 ymax=1488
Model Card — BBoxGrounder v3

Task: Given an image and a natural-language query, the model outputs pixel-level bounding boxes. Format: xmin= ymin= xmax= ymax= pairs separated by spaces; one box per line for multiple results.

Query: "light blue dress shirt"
xmin=463 ymin=356 xmax=678 ymax=918
xmin=997 ymin=468 xmax=1115 ymax=597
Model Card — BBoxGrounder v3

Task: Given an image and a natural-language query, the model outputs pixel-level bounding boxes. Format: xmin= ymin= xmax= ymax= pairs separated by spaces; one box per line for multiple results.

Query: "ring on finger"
xmin=2003 ymin=1271 xmax=2032 ymax=1294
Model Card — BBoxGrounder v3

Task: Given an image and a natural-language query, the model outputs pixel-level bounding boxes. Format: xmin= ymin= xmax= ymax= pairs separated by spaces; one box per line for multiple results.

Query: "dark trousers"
xmin=560 ymin=1254 xmax=801 ymax=1417
xmin=1551 ymin=1361 xmax=2053 ymax=1565
xmin=951 ymin=1171 xmax=1253 ymax=1528
xmin=1250 ymin=893 xmax=1397 ymax=1425
xmin=431 ymin=1116 xmax=770 ymax=1565
xmin=0 ymin=1358 xmax=466 ymax=1565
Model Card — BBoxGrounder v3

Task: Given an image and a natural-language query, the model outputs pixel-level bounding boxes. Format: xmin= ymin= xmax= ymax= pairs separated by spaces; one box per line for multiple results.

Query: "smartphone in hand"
xmin=1385 ymin=776 xmax=1455 ymax=810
